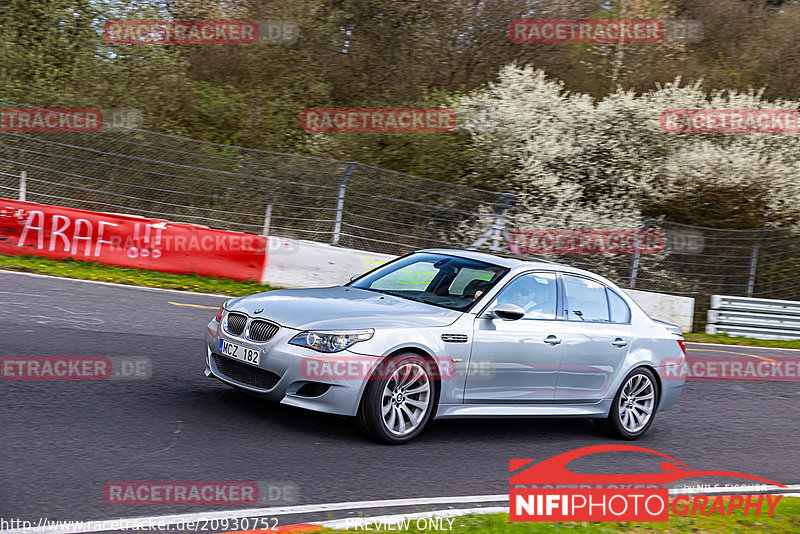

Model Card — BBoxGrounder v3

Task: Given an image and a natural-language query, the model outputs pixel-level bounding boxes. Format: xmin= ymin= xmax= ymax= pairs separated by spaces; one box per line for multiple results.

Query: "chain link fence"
xmin=0 ymin=105 xmax=505 ymax=256
xmin=1 ymin=103 xmax=798 ymax=329
xmin=511 ymin=219 xmax=800 ymax=330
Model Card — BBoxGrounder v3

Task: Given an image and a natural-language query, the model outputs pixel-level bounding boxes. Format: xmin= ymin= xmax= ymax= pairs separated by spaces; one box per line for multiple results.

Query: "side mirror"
xmin=349 ymin=274 xmax=360 ymax=283
xmin=490 ymin=303 xmax=525 ymax=321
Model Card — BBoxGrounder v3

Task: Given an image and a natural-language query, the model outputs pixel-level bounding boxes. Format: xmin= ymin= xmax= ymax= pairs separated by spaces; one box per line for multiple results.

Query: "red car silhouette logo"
xmin=510 ymin=444 xmax=784 ymax=487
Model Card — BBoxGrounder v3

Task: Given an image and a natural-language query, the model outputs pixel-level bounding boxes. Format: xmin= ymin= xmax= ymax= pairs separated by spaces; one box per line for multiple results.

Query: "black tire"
xmin=596 ymin=367 xmax=659 ymax=440
xmin=357 ymin=353 xmax=436 ymax=444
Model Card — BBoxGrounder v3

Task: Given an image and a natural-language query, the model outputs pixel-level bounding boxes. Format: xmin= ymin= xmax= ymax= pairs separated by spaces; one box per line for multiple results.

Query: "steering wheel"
xmin=434 ymin=296 xmax=460 ymax=306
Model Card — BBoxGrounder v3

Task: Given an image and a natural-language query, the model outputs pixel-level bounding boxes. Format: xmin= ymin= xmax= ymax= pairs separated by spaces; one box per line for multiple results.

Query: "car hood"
xmin=227 ymin=286 xmax=463 ymax=330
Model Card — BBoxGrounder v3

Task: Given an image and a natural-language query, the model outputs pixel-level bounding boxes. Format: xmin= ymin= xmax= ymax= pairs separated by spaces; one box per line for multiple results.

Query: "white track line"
xmin=685 ymin=342 xmax=800 ymax=353
xmin=0 ymin=495 xmax=509 ymax=534
xmin=0 ymin=269 xmax=233 ymax=299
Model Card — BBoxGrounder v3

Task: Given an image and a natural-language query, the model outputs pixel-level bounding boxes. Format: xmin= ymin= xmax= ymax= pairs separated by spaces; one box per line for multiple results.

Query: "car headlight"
xmin=214 ymin=299 xmax=232 ymax=322
xmin=289 ymin=329 xmax=374 ymax=353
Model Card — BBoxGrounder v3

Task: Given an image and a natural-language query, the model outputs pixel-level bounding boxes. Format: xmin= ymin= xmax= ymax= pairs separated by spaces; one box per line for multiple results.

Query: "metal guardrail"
xmin=710 ymin=295 xmax=800 ymax=315
xmin=706 ymin=295 xmax=800 ymax=340
xmin=707 ymin=310 xmax=800 ymax=330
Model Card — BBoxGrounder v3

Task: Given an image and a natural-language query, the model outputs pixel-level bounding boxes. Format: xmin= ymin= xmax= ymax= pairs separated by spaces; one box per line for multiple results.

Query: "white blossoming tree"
xmin=457 ymin=64 xmax=800 ymax=237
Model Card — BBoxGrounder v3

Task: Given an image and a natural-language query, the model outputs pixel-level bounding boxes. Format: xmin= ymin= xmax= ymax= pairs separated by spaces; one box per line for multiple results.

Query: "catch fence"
xmin=1 ymin=103 xmax=798 ymax=329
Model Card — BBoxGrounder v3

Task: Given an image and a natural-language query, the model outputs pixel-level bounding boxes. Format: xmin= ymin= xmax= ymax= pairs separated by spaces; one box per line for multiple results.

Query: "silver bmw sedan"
xmin=204 ymin=249 xmax=686 ymax=444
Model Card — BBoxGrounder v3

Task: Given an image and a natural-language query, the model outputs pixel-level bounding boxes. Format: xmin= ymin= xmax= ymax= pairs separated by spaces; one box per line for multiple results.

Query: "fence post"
xmin=468 ymin=192 xmax=517 ymax=252
xmin=629 ymin=218 xmax=655 ymax=289
xmin=18 ymin=170 xmax=26 ymax=201
xmin=747 ymin=230 xmax=768 ymax=297
xmin=331 ymin=162 xmax=357 ymax=246
xmin=262 ymin=204 xmax=272 ymax=237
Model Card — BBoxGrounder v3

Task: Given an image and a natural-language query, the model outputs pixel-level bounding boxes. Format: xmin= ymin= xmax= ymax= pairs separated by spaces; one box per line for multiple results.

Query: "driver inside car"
xmin=498 ymin=276 xmax=555 ymax=318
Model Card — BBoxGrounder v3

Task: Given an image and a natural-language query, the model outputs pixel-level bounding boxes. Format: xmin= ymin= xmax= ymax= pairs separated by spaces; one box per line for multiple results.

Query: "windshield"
xmin=349 ymin=253 xmax=509 ymax=312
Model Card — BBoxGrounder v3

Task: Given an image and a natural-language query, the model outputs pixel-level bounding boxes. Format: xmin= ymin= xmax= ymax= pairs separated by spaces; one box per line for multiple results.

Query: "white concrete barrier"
xmin=261 ymin=237 xmax=394 ymax=288
xmin=624 ymin=288 xmax=694 ymax=332
xmin=262 ymin=238 xmax=695 ymax=331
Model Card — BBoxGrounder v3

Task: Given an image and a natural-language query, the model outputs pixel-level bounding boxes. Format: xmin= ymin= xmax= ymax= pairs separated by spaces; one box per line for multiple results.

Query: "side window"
xmin=608 ymin=289 xmax=631 ymax=324
xmin=563 ymin=275 xmax=609 ymax=322
xmin=494 ymin=272 xmax=557 ymax=319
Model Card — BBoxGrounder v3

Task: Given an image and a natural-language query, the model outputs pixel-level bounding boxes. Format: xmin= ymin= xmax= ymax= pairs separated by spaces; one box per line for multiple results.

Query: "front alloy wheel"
xmin=596 ymin=367 xmax=659 ymax=440
xmin=357 ymin=353 xmax=435 ymax=444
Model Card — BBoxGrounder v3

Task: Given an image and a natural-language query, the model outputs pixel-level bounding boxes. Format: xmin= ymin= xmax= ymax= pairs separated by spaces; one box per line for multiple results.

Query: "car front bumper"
xmin=204 ymin=320 xmax=373 ymax=416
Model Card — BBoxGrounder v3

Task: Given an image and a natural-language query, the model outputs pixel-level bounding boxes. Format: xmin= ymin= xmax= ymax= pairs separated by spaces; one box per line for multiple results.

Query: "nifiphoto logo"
xmin=510 ymin=445 xmax=786 ymax=522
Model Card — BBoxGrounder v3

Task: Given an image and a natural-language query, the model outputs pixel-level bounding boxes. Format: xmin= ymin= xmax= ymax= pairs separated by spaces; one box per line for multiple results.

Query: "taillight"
xmin=677 ymin=339 xmax=686 ymax=356
xmin=215 ymin=305 xmax=224 ymax=322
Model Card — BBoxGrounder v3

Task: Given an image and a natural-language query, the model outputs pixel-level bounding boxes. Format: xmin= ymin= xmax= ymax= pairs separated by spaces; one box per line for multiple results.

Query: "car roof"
xmin=418 ymin=248 xmax=592 ymax=276
xmin=414 ymin=249 xmax=635 ymax=306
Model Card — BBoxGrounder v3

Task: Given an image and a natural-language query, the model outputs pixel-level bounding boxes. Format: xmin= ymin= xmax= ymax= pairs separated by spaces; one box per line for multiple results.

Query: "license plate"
xmin=218 ymin=339 xmax=260 ymax=366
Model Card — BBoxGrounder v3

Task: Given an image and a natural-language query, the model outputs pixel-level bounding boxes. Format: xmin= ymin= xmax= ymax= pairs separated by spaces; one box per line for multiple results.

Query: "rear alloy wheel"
xmin=357 ymin=353 xmax=435 ymax=444
xmin=596 ymin=367 xmax=659 ymax=440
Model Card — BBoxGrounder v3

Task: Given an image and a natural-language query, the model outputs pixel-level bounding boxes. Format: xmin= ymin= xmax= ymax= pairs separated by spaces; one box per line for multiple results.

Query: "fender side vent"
xmin=441 ymin=334 xmax=468 ymax=343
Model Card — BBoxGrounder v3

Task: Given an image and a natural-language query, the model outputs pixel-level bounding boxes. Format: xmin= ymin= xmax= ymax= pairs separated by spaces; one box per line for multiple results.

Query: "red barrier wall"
xmin=0 ymin=198 xmax=267 ymax=281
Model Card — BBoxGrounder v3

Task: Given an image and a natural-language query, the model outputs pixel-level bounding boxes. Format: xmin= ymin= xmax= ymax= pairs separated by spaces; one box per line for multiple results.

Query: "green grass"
xmin=684 ymin=332 xmax=800 ymax=350
xmin=0 ymin=254 xmax=277 ymax=297
xmin=326 ymin=497 xmax=800 ymax=533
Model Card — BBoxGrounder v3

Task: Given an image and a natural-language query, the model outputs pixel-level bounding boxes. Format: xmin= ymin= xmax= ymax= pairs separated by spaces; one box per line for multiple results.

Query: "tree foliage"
xmin=458 ymin=65 xmax=800 ymax=230
xmin=2 ymin=0 xmax=800 ymax=228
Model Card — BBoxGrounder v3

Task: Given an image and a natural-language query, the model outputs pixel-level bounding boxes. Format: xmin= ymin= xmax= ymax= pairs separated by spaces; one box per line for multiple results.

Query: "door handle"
xmin=544 ymin=335 xmax=562 ymax=345
xmin=612 ymin=338 xmax=628 ymax=347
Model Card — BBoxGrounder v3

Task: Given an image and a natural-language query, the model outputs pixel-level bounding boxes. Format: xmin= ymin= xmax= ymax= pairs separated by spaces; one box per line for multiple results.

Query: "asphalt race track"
xmin=2 ymin=270 xmax=799 ymax=528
